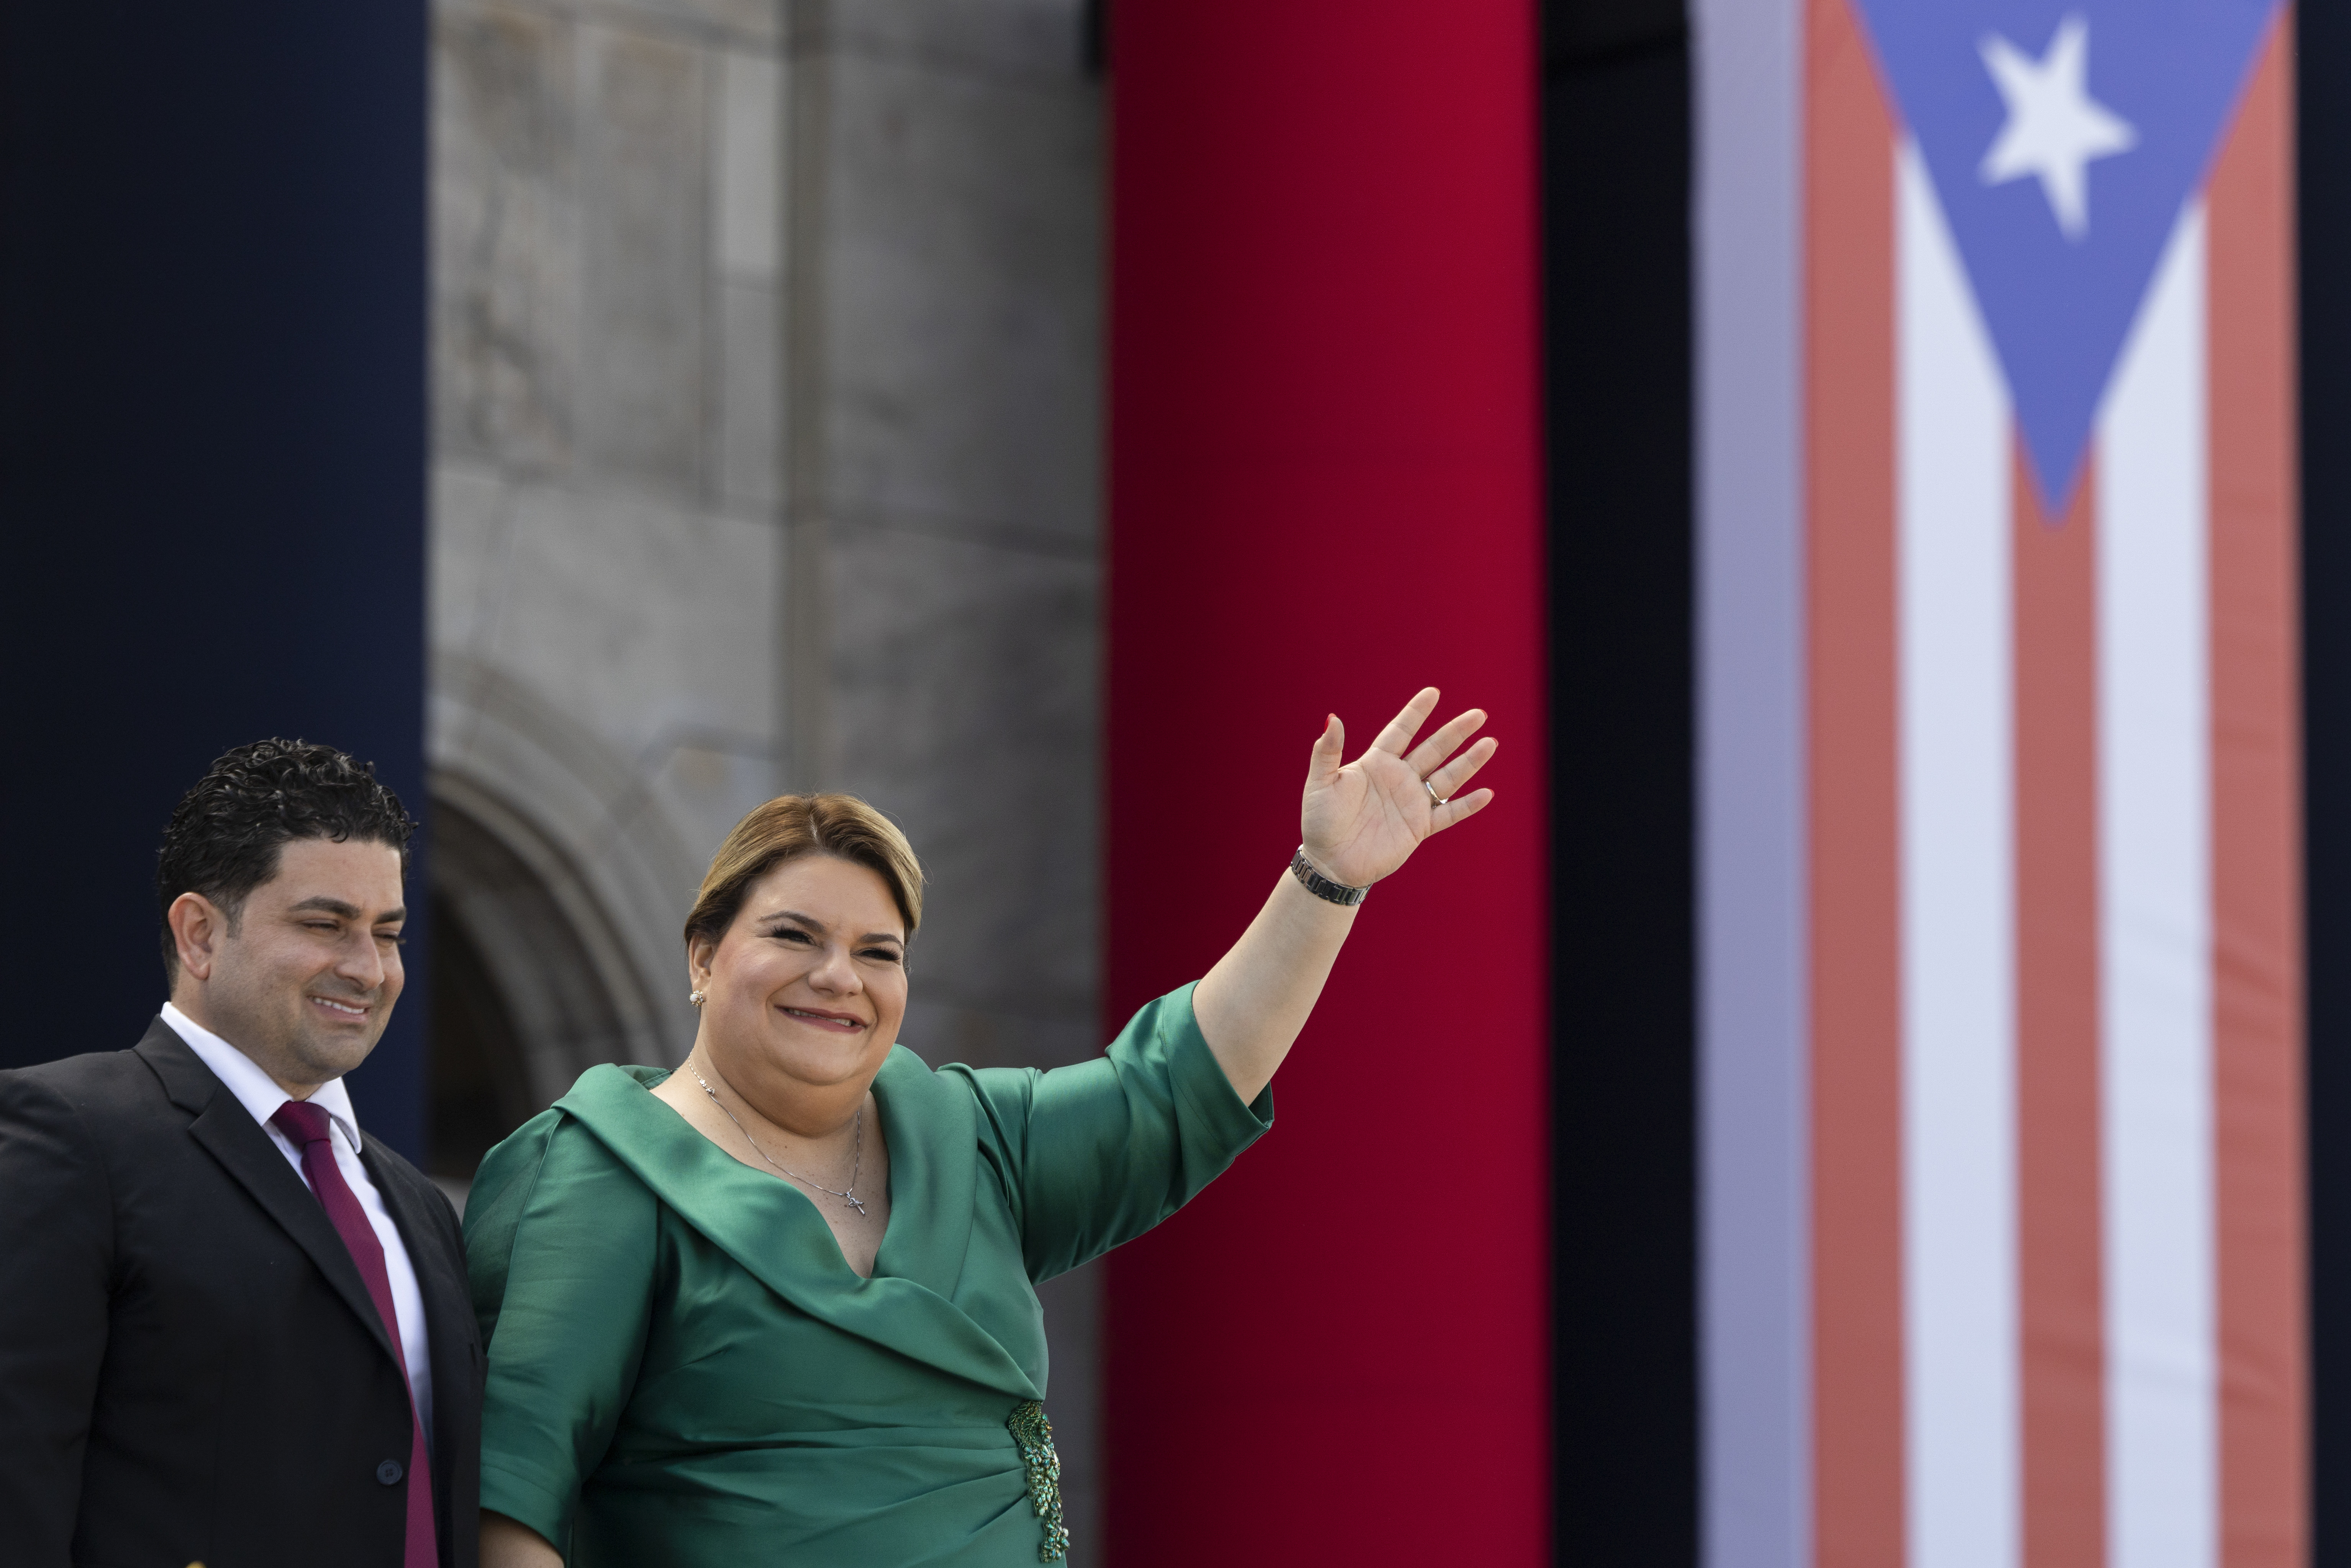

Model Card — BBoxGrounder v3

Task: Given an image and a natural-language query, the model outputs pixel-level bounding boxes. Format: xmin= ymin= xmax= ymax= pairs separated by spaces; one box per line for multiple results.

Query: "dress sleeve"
xmin=464 ymin=1111 xmax=658 ymax=1554
xmin=957 ymin=982 xmax=1274 ymax=1282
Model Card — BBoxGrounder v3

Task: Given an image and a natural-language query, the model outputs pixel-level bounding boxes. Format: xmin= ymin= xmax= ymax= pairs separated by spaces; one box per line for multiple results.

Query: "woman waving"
xmin=469 ymin=687 xmax=1497 ymax=1566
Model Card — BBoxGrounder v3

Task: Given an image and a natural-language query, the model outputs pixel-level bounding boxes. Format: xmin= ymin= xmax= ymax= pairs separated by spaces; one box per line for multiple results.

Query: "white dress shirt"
xmin=160 ymin=1003 xmax=436 ymax=1440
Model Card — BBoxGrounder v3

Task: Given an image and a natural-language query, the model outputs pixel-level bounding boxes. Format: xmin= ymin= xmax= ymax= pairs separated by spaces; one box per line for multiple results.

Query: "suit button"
xmin=375 ymin=1459 xmax=405 ymax=1485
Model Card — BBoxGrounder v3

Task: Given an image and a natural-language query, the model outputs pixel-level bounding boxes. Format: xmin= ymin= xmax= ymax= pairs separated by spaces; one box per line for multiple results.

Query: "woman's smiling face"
xmin=692 ymin=853 xmax=910 ymax=1100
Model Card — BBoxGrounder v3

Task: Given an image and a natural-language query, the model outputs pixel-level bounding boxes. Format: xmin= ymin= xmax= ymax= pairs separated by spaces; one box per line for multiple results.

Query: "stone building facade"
xmin=425 ymin=0 xmax=1109 ymax=1541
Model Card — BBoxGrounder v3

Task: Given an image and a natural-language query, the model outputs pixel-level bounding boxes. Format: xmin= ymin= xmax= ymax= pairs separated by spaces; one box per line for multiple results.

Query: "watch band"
xmin=1289 ymin=845 xmax=1369 ymax=906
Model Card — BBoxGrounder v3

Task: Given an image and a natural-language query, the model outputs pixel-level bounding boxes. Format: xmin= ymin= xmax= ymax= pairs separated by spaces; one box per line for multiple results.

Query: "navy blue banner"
xmin=0 ymin=0 xmax=430 ymax=1157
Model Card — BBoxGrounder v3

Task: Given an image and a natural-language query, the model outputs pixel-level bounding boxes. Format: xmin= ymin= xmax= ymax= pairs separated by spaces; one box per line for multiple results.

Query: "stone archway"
xmin=425 ymin=772 xmax=673 ymax=1188
xmin=425 ymin=883 xmax=533 ymax=1183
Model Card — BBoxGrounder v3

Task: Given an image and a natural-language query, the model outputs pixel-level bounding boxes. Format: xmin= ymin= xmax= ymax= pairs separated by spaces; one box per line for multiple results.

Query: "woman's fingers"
xmin=1422 ymin=734 xmax=1499 ymax=801
xmin=1403 ymin=707 xmax=1488 ymax=779
xmin=1306 ymin=712 xmax=1345 ymax=785
xmin=1367 ymin=687 xmax=1441 ymax=756
xmin=1430 ymin=786 xmax=1495 ymax=833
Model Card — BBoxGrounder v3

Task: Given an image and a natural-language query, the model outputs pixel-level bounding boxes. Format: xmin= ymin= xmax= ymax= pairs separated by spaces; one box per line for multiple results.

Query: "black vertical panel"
xmin=0 ymin=0 xmax=431 ymax=1157
xmin=1544 ymin=1 xmax=1697 ymax=1563
xmin=2303 ymin=0 xmax=2351 ymax=1557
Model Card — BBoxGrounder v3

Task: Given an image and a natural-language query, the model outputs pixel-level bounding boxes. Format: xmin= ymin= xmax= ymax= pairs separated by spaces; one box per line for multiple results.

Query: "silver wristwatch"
xmin=1289 ymin=846 xmax=1369 ymax=906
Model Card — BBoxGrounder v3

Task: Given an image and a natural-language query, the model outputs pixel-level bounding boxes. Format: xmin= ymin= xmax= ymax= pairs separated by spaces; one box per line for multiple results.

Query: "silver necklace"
xmin=688 ymin=1061 xmax=868 ymax=1216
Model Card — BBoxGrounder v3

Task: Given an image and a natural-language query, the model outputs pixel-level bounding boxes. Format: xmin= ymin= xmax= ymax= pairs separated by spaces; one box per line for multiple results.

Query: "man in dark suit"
xmin=0 ymin=739 xmax=480 ymax=1568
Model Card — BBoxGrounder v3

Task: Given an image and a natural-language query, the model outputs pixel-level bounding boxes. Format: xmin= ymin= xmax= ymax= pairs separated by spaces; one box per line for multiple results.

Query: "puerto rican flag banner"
xmin=1699 ymin=2 xmax=2302 ymax=1566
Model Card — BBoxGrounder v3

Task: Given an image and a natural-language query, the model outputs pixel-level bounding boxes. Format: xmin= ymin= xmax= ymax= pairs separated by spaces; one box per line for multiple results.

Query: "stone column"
xmin=782 ymin=0 xmax=1108 ymax=1546
xmin=432 ymin=0 xmax=1108 ymax=1546
xmin=431 ymin=0 xmax=792 ymax=1059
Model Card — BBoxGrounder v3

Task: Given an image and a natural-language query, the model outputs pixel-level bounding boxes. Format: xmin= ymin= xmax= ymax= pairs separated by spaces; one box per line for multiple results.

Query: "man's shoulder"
xmin=0 ymin=1034 xmax=193 ymax=1183
xmin=0 ymin=1021 xmax=214 ymax=1144
xmin=1 ymin=1038 xmax=172 ymax=1113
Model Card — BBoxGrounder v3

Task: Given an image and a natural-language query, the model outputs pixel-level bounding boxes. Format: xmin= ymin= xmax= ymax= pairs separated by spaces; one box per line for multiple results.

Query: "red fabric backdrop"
xmin=1102 ymin=2 xmax=1550 ymax=1560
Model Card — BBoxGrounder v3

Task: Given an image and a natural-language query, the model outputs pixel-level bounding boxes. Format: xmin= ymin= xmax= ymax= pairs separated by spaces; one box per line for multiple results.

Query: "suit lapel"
xmin=136 ymin=1022 xmax=400 ymax=1369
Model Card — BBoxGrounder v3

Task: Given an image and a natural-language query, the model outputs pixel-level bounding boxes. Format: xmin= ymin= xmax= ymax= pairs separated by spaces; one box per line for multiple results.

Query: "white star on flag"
xmin=1976 ymin=13 xmax=2138 ymax=240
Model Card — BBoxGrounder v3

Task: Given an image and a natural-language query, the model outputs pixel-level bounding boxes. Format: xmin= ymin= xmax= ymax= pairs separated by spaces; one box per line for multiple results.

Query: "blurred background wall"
xmin=423 ymin=0 xmax=1113 ymax=1538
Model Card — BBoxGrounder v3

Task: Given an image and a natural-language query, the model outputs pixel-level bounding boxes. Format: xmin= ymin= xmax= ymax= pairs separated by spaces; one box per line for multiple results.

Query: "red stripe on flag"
xmin=2206 ymin=16 xmax=2307 ymax=1567
xmin=1805 ymin=2 xmax=1902 ymax=1563
xmin=2012 ymin=453 xmax=2107 ymax=1568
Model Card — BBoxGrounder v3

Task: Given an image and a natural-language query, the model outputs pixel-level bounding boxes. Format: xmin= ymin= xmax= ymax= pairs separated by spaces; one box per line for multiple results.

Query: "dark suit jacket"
xmin=0 ymin=1019 xmax=482 ymax=1568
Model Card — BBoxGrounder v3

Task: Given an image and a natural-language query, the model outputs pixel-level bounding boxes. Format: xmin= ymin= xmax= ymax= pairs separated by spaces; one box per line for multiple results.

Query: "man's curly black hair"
xmin=155 ymin=739 xmax=417 ymax=985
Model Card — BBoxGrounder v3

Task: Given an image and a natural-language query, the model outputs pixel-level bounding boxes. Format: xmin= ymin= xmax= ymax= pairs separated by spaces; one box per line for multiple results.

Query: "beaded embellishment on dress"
xmin=1006 ymin=1400 xmax=1070 ymax=1562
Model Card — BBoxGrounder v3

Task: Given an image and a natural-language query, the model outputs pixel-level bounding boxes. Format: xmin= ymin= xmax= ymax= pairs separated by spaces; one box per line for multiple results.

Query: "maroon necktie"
xmin=272 ymin=1100 xmax=439 ymax=1568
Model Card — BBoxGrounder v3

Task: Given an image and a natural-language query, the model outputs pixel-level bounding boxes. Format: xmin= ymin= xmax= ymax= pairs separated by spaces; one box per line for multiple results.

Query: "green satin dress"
xmin=465 ymin=984 xmax=1271 ymax=1566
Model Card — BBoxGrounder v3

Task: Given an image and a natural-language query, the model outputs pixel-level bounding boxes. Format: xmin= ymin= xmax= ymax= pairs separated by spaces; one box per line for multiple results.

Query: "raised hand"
xmin=1298 ymin=687 xmax=1497 ymax=889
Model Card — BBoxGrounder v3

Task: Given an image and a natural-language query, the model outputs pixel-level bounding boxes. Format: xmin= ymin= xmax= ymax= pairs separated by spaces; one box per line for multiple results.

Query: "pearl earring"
xmin=689 ymin=990 xmax=706 ymax=1006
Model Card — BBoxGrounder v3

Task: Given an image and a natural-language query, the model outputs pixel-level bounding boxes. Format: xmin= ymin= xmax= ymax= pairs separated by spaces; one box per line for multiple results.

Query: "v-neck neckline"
xmin=554 ymin=1052 xmax=1033 ymax=1398
xmin=650 ymin=1063 xmax=900 ymax=1280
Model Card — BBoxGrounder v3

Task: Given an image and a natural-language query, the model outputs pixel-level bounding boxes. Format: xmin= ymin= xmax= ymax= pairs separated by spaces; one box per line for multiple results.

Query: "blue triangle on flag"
xmin=1845 ymin=0 xmax=2279 ymax=511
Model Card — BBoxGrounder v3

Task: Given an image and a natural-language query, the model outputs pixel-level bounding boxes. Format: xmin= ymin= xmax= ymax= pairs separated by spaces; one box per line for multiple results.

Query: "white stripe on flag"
xmin=2097 ymin=198 xmax=2217 ymax=1568
xmin=1897 ymin=139 xmax=2020 ymax=1568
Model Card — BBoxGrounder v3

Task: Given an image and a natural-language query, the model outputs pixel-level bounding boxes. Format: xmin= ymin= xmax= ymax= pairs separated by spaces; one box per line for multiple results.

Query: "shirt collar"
xmin=159 ymin=1001 xmax=363 ymax=1155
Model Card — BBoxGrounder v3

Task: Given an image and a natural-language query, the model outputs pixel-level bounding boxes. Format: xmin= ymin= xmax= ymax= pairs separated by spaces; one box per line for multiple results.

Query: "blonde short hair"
xmin=683 ymin=794 xmax=924 ymax=950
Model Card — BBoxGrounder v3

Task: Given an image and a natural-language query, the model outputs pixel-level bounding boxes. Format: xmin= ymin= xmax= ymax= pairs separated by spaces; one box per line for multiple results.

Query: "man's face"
xmin=171 ymin=836 xmax=407 ymax=1096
